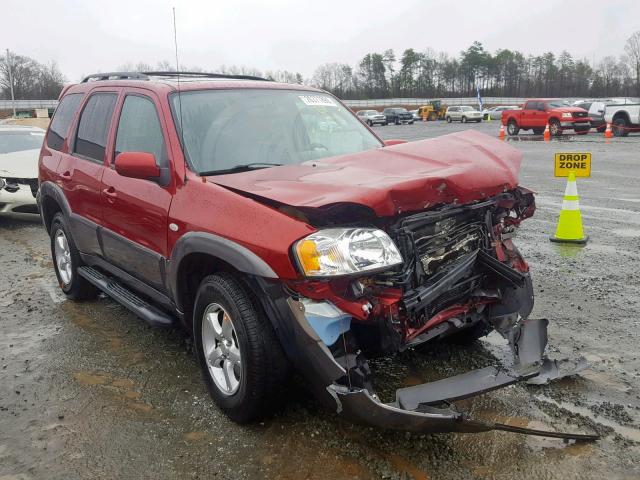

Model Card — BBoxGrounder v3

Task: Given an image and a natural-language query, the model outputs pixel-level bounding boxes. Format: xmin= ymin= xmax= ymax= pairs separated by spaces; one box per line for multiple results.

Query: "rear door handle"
xmin=103 ymin=186 xmax=117 ymax=202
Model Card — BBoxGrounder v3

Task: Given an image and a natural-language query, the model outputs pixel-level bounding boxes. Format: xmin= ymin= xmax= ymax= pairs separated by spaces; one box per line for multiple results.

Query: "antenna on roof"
xmin=172 ymin=7 xmax=187 ymax=183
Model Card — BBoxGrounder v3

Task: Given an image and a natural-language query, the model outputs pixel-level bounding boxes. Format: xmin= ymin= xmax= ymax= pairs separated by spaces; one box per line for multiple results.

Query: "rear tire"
xmin=613 ymin=117 xmax=629 ymax=137
xmin=193 ymin=273 xmax=289 ymax=423
xmin=461 ymin=116 xmax=467 ymax=123
xmin=50 ymin=213 xmax=98 ymax=300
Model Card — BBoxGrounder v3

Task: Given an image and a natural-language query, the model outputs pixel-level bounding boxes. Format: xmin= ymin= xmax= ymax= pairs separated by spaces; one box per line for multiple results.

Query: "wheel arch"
xmin=612 ymin=110 xmax=631 ymax=123
xmin=39 ymin=181 xmax=71 ymax=234
xmin=168 ymin=232 xmax=279 ymax=328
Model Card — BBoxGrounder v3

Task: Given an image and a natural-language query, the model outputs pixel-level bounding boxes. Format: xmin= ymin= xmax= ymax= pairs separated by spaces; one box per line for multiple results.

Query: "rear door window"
xmin=74 ymin=93 xmax=118 ymax=163
xmin=47 ymin=93 xmax=84 ymax=151
xmin=115 ymin=95 xmax=167 ymax=167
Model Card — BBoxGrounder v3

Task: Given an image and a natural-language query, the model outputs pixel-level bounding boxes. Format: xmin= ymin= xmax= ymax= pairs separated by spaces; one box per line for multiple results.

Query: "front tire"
xmin=549 ymin=119 xmax=562 ymax=136
xmin=50 ymin=213 xmax=98 ymax=300
xmin=507 ymin=120 xmax=520 ymax=136
xmin=446 ymin=116 xmax=452 ymax=123
xmin=461 ymin=116 xmax=467 ymax=123
xmin=193 ymin=273 xmax=289 ymax=423
xmin=367 ymin=120 xmax=372 ymax=127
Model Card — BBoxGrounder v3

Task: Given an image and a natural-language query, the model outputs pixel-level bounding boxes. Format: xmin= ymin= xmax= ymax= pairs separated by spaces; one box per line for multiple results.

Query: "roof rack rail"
xmin=81 ymin=72 xmax=149 ymax=83
xmin=141 ymin=71 xmax=269 ymax=81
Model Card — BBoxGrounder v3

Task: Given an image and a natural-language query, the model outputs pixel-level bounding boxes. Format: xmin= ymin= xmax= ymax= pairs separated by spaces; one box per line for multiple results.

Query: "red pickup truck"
xmin=502 ymin=99 xmax=591 ymax=136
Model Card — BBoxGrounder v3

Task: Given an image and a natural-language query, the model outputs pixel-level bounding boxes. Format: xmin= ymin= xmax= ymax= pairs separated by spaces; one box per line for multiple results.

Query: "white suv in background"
xmin=445 ymin=106 xmax=483 ymax=123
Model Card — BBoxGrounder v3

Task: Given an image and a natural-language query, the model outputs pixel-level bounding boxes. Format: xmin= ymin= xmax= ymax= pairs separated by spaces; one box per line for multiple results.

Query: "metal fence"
xmin=341 ymin=97 xmax=639 ymax=108
xmin=0 ymin=100 xmax=59 ymax=109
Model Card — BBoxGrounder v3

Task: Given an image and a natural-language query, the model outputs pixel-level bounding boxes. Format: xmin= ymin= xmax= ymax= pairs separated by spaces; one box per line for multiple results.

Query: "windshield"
xmin=0 ymin=131 xmax=45 ymax=154
xmin=171 ymin=89 xmax=382 ymax=175
xmin=547 ymin=100 xmax=571 ymax=108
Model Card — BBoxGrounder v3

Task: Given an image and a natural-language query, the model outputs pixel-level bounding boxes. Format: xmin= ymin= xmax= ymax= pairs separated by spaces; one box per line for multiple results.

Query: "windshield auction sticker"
xmin=299 ymin=95 xmax=337 ymax=107
xmin=554 ymin=152 xmax=591 ymax=177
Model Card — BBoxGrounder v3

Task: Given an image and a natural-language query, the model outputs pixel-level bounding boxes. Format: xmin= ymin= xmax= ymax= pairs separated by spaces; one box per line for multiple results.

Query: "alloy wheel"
xmin=54 ymin=230 xmax=73 ymax=286
xmin=201 ymin=303 xmax=242 ymax=395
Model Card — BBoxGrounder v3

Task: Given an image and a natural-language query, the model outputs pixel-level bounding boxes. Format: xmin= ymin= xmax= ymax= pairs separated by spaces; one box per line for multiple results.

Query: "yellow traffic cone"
xmin=550 ymin=172 xmax=588 ymax=245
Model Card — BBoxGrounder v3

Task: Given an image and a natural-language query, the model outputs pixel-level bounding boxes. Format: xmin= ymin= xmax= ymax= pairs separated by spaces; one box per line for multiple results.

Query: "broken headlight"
xmin=294 ymin=228 xmax=402 ymax=277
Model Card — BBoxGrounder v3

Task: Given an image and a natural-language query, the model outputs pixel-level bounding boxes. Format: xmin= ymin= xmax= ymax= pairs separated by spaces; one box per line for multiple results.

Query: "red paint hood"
xmin=210 ymin=130 xmax=522 ymax=217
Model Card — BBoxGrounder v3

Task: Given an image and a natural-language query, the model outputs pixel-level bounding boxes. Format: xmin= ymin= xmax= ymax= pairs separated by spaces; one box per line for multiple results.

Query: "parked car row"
xmin=354 ymin=98 xmax=640 ymax=136
xmin=499 ymin=97 xmax=640 ymax=137
xmin=355 ymin=108 xmax=415 ymax=126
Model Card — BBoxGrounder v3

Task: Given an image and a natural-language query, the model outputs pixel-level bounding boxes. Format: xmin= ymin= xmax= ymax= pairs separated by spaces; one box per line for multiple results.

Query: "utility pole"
xmin=6 ymin=49 xmax=16 ymax=118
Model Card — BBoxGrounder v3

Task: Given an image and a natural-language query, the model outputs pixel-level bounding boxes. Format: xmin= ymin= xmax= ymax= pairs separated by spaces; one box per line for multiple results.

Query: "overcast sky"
xmin=2 ymin=0 xmax=639 ymax=82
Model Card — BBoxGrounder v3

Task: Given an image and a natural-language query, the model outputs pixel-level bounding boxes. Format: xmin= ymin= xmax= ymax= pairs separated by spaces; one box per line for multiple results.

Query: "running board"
xmin=78 ymin=266 xmax=174 ymax=328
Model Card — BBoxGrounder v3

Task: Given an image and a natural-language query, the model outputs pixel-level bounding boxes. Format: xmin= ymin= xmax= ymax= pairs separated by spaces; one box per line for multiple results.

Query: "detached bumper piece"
xmin=279 ymin=294 xmax=597 ymax=441
xmin=329 ymin=358 xmax=597 ymax=440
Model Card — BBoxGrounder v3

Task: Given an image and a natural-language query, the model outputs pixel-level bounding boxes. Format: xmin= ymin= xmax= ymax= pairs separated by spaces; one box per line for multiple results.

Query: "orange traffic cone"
xmin=543 ymin=123 xmax=550 ymax=141
xmin=604 ymin=122 xmax=613 ymax=138
xmin=499 ymin=124 xmax=505 ymax=140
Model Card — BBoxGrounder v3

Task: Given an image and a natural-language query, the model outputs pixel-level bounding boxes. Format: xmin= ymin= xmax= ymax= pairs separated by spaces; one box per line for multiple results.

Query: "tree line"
xmin=313 ymin=33 xmax=640 ymax=100
xmin=2 ymin=31 xmax=640 ymax=101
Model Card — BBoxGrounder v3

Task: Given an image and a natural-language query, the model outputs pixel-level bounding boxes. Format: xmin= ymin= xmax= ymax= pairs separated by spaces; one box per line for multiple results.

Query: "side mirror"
xmin=384 ymin=139 xmax=407 ymax=146
xmin=115 ymin=152 xmax=160 ymax=180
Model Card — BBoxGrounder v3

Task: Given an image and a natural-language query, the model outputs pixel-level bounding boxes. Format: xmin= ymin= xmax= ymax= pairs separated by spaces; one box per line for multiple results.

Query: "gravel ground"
xmin=1 ymin=121 xmax=640 ymax=479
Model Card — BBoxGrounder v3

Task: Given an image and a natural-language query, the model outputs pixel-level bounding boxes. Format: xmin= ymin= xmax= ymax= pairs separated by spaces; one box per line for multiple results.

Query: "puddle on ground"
xmin=182 ymin=431 xmax=207 ymax=442
xmin=63 ymin=302 xmax=147 ymax=366
xmin=537 ymin=395 xmax=640 ymax=443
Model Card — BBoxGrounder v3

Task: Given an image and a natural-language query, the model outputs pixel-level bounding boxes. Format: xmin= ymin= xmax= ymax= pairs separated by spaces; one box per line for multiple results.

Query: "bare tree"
xmin=624 ymin=31 xmax=640 ymax=96
xmin=0 ymin=51 xmax=64 ymax=99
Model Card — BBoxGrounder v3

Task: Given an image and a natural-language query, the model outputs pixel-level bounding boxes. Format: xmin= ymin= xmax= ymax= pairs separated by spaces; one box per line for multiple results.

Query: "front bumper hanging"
xmin=280 ymin=294 xmax=596 ymax=440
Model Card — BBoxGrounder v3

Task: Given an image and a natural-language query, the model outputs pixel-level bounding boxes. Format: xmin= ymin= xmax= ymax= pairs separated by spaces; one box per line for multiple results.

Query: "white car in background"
xmin=482 ymin=105 xmax=520 ymax=120
xmin=0 ymin=125 xmax=45 ymax=215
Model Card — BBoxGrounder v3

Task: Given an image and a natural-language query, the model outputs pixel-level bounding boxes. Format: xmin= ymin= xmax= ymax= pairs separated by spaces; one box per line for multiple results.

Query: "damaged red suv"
xmin=38 ymin=72 xmax=592 ymax=438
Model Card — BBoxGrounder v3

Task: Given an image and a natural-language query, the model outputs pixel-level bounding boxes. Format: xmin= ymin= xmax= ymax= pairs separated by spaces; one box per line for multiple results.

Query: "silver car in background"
xmin=482 ymin=105 xmax=520 ymax=120
xmin=356 ymin=109 xmax=387 ymax=126
xmin=445 ymin=106 xmax=483 ymax=123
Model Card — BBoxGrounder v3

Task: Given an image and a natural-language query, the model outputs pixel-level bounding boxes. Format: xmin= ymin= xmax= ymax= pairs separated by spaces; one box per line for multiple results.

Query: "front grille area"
xmin=573 ymin=111 xmax=588 ymax=118
xmin=380 ymin=198 xmax=502 ymax=330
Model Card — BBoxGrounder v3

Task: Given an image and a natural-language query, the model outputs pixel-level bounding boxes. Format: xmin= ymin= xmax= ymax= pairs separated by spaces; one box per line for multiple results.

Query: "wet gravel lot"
xmin=1 ymin=121 xmax=640 ymax=479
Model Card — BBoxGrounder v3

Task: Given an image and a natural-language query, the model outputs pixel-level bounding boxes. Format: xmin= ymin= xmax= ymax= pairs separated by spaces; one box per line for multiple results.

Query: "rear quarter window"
xmin=74 ymin=93 xmax=118 ymax=163
xmin=47 ymin=93 xmax=84 ymax=151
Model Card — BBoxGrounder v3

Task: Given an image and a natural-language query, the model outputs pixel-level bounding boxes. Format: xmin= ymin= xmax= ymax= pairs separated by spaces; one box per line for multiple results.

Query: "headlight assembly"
xmin=562 ymin=112 xmax=573 ymax=118
xmin=294 ymin=228 xmax=403 ymax=277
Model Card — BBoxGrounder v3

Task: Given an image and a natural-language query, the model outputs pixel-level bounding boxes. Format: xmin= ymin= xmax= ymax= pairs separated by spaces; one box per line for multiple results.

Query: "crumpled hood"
xmin=210 ymin=130 xmax=522 ymax=217
xmin=0 ymin=149 xmax=40 ymax=179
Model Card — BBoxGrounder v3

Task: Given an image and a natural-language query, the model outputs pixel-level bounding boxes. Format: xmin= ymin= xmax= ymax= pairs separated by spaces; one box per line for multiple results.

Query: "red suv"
xmin=37 ymin=72 xmax=588 ymax=437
